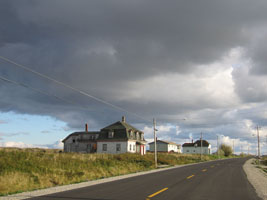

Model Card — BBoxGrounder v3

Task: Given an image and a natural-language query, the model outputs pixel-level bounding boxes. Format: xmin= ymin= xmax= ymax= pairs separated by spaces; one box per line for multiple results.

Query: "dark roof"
xmin=182 ymin=140 xmax=210 ymax=147
xmin=182 ymin=143 xmax=194 ymax=147
xmin=63 ymin=118 xmax=146 ymax=143
xmin=101 ymin=121 xmax=143 ymax=133
xmin=148 ymin=140 xmax=180 ymax=146
xmin=62 ymin=131 xmax=100 ymax=142
xmin=98 ymin=120 xmax=145 ymax=142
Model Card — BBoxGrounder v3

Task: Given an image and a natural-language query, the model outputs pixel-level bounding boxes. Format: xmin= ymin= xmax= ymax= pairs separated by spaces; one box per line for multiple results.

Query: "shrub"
xmin=219 ymin=144 xmax=233 ymax=157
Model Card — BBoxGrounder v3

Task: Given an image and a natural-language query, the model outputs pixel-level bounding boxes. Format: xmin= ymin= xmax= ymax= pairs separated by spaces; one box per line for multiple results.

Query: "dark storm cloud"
xmin=1 ymin=0 xmax=263 ymax=78
xmin=249 ymin=39 xmax=267 ymax=75
xmin=0 ymin=1 xmax=45 ymax=47
xmin=0 ymin=0 xmax=267 ymax=142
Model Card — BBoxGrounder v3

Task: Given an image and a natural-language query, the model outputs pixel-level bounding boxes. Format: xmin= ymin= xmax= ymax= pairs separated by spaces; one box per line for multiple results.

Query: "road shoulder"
xmin=243 ymin=158 xmax=267 ymax=200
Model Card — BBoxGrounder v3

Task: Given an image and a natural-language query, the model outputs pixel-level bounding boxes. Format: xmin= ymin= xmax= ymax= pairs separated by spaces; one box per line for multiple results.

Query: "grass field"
xmin=0 ymin=147 xmax=232 ymax=196
xmin=254 ymin=156 xmax=267 ymax=174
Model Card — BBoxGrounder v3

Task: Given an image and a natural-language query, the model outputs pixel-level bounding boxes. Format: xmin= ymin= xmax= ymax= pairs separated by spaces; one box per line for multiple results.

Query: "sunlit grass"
xmin=0 ymin=147 xmax=227 ymax=196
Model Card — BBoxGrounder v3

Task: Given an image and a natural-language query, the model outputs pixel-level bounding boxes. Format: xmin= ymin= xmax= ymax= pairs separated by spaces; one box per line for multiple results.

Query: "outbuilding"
xmin=182 ymin=140 xmax=211 ymax=154
xmin=149 ymin=140 xmax=181 ymax=153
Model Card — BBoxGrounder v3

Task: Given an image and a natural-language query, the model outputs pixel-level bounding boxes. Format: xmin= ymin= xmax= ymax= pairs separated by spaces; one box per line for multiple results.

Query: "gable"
xmin=101 ymin=121 xmax=126 ymax=131
xmin=99 ymin=120 xmax=144 ymax=141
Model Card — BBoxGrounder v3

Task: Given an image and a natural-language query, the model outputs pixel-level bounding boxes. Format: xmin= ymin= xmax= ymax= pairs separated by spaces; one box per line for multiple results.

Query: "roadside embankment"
xmin=0 ymin=147 xmax=235 ymax=197
xmin=243 ymin=158 xmax=267 ymax=200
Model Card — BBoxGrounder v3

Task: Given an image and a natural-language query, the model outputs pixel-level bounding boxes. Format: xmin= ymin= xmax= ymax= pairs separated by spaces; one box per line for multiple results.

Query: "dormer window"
xmin=136 ymin=132 xmax=139 ymax=140
xmin=108 ymin=131 xmax=114 ymax=138
xmin=129 ymin=130 xmax=133 ymax=138
xmin=140 ymin=133 xmax=144 ymax=140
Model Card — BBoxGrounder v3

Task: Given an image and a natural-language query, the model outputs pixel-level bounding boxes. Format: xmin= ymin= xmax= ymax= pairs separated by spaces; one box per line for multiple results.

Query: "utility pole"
xmin=232 ymin=140 xmax=234 ymax=155
xmin=217 ymin=135 xmax=220 ymax=159
xmin=217 ymin=135 xmax=219 ymax=158
xmin=153 ymin=118 xmax=157 ymax=168
xmin=256 ymin=125 xmax=261 ymax=158
xmin=200 ymin=132 xmax=203 ymax=160
xmin=241 ymin=145 xmax=243 ymax=155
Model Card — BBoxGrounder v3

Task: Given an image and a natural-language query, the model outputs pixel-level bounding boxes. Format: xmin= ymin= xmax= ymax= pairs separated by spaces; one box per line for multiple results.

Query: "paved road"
xmin=30 ymin=158 xmax=260 ymax=200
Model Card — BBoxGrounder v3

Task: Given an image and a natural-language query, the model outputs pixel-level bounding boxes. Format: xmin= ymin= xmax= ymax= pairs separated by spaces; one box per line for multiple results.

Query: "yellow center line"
xmin=187 ymin=174 xmax=195 ymax=179
xmin=148 ymin=187 xmax=168 ymax=198
xmin=202 ymin=169 xmax=207 ymax=172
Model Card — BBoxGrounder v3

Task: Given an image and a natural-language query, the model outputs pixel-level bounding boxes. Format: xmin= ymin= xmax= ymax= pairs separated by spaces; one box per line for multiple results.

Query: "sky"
xmin=0 ymin=0 xmax=266 ymax=154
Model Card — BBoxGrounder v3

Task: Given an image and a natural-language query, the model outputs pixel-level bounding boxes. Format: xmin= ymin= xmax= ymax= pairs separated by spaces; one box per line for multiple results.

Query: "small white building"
xmin=182 ymin=140 xmax=211 ymax=154
xmin=63 ymin=116 xmax=147 ymax=155
xmin=149 ymin=140 xmax=182 ymax=153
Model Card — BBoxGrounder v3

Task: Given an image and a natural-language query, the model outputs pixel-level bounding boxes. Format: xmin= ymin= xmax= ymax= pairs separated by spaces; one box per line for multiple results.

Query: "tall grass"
xmin=0 ymin=148 xmax=223 ymax=196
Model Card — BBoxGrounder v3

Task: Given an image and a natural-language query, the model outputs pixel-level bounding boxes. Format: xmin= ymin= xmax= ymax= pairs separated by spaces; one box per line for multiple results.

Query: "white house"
xmin=182 ymin=140 xmax=211 ymax=154
xmin=149 ymin=140 xmax=182 ymax=153
xmin=63 ymin=116 xmax=147 ymax=155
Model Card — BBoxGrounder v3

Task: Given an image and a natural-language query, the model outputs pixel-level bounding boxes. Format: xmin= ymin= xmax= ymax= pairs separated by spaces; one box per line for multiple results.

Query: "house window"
xmin=133 ymin=145 xmax=136 ymax=151
xmin=103 ymin=144 xmax=107 ymax=151
xmin=108 ymin=131 xmax=114 ymax=138
xmin=129 ymin=144 xmax=132 ymax=151
xmin=187 ymin=150 xmax=189 ymax=152
xmin=72 ymin=139 xmax=75 ymax=143
xmin=140 ymin=133 xmax=144 ymax=140
xmin=116 ymin=144 xmax=121 ymax=151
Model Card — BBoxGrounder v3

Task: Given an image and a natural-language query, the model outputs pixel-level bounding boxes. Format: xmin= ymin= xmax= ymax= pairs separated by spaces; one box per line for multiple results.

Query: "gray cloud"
xmin=232 ymin=65 xmax=267 ymax=103
xmin=0 ymin=131 xmax=29 ymax=137
xmin=0 ymin=0 xmax=267 ymax=149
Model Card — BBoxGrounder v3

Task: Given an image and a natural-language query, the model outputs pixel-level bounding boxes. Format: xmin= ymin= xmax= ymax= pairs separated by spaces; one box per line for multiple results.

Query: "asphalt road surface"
xmin=30 ymin=158 xmax=260 ymax=200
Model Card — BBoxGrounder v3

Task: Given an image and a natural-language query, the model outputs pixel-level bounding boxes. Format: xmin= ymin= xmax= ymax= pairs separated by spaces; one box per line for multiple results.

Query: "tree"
xmin=216 ymin=149 xmax=225 ymax=156
xmin=219 ymin=144 xmax=233 ymax=157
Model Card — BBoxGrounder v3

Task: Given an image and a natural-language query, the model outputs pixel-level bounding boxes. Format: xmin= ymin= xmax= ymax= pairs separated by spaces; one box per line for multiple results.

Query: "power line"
xmin=0 ymin=55 xmax=151 ymax=123
xmin=0 ymin=75 xmax=95 ymax=113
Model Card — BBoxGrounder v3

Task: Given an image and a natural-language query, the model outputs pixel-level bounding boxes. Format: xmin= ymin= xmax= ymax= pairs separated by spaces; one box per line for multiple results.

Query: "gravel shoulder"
xmin=243 ymin=158 xmax=267 ymax=200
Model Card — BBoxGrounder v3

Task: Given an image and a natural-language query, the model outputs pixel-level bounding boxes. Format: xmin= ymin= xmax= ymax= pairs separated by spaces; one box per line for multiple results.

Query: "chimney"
xmin=122 ymin=116 xmax=126 ymax=123
xmin=85 ymin=123 xmax=88 ymax=132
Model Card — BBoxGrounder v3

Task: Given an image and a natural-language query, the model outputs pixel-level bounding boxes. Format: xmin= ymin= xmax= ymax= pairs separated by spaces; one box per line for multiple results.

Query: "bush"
xmin=219 ymin=144 xmax=233 ymax=157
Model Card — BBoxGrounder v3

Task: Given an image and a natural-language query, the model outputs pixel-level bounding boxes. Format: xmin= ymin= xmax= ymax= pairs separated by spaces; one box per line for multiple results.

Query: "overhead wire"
xmin=0 ymin=75 xmax=97 ymax=113
xmin=0 ymin=55 xmax=266 ymax=125
xmin=0 ymin=55 xmax=151 ymax=123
